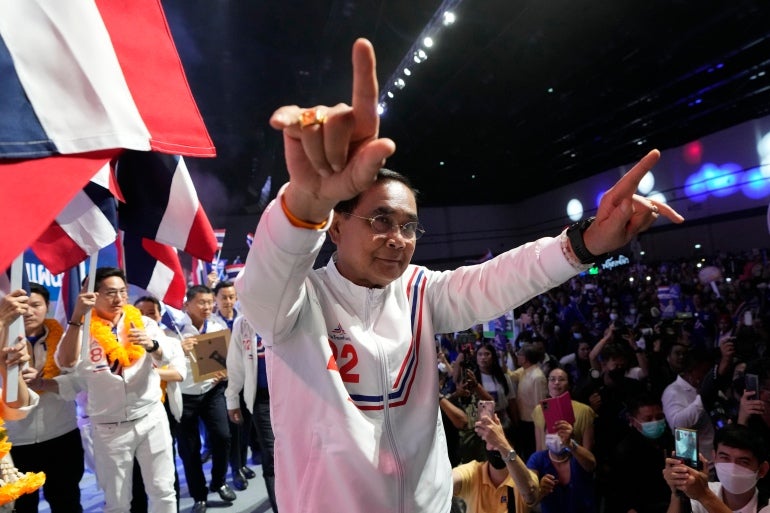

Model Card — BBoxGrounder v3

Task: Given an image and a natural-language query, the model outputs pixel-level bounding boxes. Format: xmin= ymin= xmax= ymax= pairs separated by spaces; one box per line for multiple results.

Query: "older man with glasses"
xmin=235 ymin=38 xmax=684 ymax=513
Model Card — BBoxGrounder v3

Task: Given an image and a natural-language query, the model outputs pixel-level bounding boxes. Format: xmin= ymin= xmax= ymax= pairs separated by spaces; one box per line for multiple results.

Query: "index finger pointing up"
xmin=350 ymin=38 xmax=380 ymax=137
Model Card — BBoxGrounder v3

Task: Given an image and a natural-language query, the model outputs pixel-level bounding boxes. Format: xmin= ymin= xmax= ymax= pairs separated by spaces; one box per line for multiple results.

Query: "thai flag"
xmin=0 ymin=0 xmax=214 ymax=159
xmin=0 ymin=0 xmax=215 ymax=276
xmin=190 ymin=258 xmax=214 ymax=287
xmin=214 ymin=229 xmax=227 ymax=251
xmin=30 ymin=163 xmax=119 ymax=275
xmin=224 ymin=263 xmax=246 ymax=281
xmin=246 ymin=233 xmax=254 ymax=249
xmin=116 ymin=151 xmax=218 ymax=262
xmin=52 ymin=265 xmax=83 ymax=328
xmin=122 ymin=231 xmax=186 ymax=310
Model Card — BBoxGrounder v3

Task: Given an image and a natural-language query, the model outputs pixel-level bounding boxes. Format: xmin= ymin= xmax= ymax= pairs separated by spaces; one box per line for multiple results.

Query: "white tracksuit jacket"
xmin=235 ymin=188 xmax=581 ymax=513
xmin=224 ymin=315 xmax=262 ymax=414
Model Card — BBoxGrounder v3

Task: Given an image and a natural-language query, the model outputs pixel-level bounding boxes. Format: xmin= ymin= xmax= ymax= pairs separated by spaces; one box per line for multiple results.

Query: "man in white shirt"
xmin=662 ymin=347 xmax=716 ymax=468
xmin=174 ymin=285 xmax=233 ymax=513
xmin=663 ymin=424 xmax=770 ymax=512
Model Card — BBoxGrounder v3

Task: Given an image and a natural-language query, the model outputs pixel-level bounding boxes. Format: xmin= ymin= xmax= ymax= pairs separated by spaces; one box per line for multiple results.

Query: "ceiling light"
xmin=443 ymin=11 xmax=456 ymax=26
xmin=403 ymin=68 xmax=411 ymax=76
xmin=423 ymin=37 xmax=434 ymax=48
xmin=377 ymin=103 xmax=386 ymax=115
xmin=387 ymin=91 xmax=394 ymax=98
xmin=395 ymin=78 xmax=405 ymax=89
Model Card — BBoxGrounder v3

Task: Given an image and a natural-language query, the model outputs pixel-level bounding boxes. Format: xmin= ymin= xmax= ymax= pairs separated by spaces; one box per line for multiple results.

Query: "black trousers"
xmin=228 ymin=390 xmax=252 ymax=474
xmin=176 ymin=383 xmax=231 ymax=501
xmin=11 ymin=428 xmax=84 ymax=513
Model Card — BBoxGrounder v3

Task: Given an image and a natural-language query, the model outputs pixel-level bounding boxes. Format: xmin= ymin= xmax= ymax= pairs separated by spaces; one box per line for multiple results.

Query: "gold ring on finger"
xmin=298 ymin=108 xmax=327 ymax=129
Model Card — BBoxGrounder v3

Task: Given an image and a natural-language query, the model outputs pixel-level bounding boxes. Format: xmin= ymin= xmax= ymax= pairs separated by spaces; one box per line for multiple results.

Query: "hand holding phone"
xmin=478 ymin=400 xmax=495 ymax=420
xmin=745 ymin=373 xmax=760 ymax=397
xmin=674 ymin=427 xmax=700 ymax=470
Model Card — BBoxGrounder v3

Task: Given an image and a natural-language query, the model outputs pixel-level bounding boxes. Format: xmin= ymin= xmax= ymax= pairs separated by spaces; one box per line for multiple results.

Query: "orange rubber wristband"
xmin=280 ymin=194 xmax=328 ymax=230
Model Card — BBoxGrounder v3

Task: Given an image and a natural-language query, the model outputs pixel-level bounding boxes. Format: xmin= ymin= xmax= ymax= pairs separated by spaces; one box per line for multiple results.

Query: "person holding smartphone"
xmin=453 ymin=413 xmax=540 ymax=513
xmin=736 ymin=358 xmax=770 ymax=503
xmin=525 ymin=418 xmax=597 ymax=513
xmin=662 ymin=424 xmax=770 ymax=512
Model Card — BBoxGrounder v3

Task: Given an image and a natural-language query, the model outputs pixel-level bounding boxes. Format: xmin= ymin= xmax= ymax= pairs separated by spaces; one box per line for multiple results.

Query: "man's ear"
xmin=328 ymin=215 xmax=343 ymax=244
xmin=758 ymin=460 xmax=769 ymax=479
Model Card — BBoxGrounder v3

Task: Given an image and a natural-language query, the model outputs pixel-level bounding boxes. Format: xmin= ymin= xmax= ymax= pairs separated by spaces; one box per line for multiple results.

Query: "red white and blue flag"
xmin=30 ymin=164 xmax=119 ymax=275
xmin=225 ymin=263 xmax=246 ymax=281
xmin=116 ymin=151 xmax=218 ymax=263
xmin=246 ymin=233 xmax=254 ymax=249
xmin=0 ymin=0 xmax=215 ymax=274
xmin=214 ymin=229 xmax=227 ymax=251
xmin=190 ymin=258 xmax=213 ymax=287
xmin=122 ymin=231 xmax=186 ymax=310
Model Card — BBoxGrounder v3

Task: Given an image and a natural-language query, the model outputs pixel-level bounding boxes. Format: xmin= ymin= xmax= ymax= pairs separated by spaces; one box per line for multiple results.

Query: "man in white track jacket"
xmin=224 ymin=315 xmax=277 ymax=511
xmin=235 ymin=38 xmax=684 ymax=513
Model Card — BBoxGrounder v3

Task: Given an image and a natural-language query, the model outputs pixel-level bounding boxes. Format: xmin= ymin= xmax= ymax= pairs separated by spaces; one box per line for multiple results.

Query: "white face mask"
xmin=545 ymin=433 xmax=568 ymax=456
xmin=714 ymin=462 xmax=759 ymax=495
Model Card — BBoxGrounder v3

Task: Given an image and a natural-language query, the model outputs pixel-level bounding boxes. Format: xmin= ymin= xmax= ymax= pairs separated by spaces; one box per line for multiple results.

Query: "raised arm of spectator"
xmin=439 ymin=392 xmax=468 ymax=430
xmin=555 ymin=419 xmax=596 ymax=472
xmin=55 ymin=284 xmax=96 ymax=369
xmin=0 ymin=290 xmax=34 ymax=412
xmin=589 ymin=325 xmax=612 ymax=370
xmin=473 ymin=414 xmax=539 ymax=506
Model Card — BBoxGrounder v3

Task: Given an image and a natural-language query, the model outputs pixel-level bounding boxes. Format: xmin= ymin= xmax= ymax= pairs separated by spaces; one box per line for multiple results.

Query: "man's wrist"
xmin=501 ymin=447 xmax=517 ymax=463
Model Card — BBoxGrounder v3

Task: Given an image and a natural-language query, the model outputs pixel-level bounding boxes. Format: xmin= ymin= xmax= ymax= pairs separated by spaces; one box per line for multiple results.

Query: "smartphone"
xmin=674 ymin=427 xmax=700 ymax=469
xmin=541 ymin=392 xmax=576 ymax=433
xmin=744 ymin=310 xmax=753 ymax=326
xmin=745 ymin=373 xmax=760 ymax=397
xmin=478 ymin=400 xmax=495 ymax=420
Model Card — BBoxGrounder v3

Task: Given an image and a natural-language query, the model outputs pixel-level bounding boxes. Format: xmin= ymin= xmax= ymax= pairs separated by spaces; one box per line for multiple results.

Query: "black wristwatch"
xmin=147 ymin=339 xmax=160 ymax=353
xmin=566 ymin=216 xmax=606 ymax=265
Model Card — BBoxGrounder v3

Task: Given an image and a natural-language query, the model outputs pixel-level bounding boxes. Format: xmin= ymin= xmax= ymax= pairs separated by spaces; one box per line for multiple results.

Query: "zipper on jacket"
xmin=367 ymin=289 xmax=406 ymax=513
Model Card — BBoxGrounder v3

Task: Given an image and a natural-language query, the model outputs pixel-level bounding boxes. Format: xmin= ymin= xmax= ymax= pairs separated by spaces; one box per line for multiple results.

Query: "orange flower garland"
xmin=40 ymin=319 xmax=63 ymax=380
xmin=89 ymin=305 xmax=146 ymax=368
xmin=0 ymin=419 xmax=45 ymax=505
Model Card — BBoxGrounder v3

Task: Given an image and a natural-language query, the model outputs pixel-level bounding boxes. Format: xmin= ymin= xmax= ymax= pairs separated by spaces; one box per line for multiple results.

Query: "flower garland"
xmin=89 ymin=305 xmax=146 ymax=368
xmin=39 ymin=319 xmax=63 ymax=380
xmin=0 ymin=418 xmax=45 ymax=505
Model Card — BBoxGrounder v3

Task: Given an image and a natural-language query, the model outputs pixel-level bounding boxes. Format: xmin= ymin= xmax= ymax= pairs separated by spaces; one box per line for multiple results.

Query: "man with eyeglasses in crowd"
xmin=234 ymin=38 xmax=684 ymax=513
xmin=56 ymin=267 xmax=177 ymax=513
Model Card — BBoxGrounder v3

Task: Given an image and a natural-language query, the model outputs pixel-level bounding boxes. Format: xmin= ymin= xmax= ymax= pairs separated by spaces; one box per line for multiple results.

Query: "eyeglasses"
xmin=344 ymin=212 xmax=425 ymax=240
xmin=99 ymin=288 xmax=128 ymax=299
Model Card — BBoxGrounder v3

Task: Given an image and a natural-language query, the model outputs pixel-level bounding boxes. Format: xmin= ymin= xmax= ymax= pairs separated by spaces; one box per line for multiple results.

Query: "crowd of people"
xmin=0 ymin=271 xmax=276 ymax=513
xmin=437 ymin=246 xmax=770 ymax=512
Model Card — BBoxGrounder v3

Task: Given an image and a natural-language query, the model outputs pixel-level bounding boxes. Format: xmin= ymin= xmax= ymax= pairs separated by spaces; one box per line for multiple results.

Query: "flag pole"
xmin=80 ymin=253 xmax=99 ymax=363
xmin=5 ymin=254 xmax=24 ymax=402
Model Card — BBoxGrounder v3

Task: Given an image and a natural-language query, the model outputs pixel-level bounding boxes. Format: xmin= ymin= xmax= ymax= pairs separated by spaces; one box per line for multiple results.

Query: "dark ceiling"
xmin=163 ymin=0 xmax=770 ymax=216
